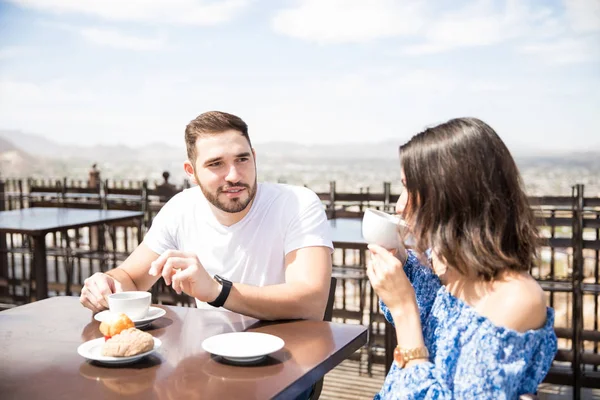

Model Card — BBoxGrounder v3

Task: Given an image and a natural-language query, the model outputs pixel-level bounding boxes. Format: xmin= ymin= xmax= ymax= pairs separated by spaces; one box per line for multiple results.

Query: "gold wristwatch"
xmin=393 ymin=346 xmax=429 ymax=368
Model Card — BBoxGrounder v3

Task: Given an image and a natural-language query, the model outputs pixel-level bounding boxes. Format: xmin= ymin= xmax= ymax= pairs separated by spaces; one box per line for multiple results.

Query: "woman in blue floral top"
xmin=366 ymin=118 xmax=557 ymax=400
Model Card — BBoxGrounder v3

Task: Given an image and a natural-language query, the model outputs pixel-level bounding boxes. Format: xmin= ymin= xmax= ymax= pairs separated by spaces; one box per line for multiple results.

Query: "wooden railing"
xmin=1 ymin=178 xmax=599 ymax=398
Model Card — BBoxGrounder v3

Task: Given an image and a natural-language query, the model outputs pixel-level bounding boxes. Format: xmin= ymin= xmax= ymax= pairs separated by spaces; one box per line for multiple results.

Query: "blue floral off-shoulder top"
xmin=375 ymin=252 xmax=558 ymax=400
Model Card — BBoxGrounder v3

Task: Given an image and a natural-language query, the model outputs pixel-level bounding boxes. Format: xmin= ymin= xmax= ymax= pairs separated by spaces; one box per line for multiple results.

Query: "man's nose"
xmin=225 ymin=164 xmax=241 ymax=182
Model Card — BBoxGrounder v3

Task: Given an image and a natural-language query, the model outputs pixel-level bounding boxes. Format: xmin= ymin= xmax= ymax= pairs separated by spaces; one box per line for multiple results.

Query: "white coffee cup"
xmin=108 ymin=291 xmax=151 ymax=320
xmin=361 ymin=208 xmax=410 ymax=250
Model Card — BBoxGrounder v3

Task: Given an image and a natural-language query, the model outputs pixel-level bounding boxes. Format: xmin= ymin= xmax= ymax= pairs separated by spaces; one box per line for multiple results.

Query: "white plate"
xmin=202 ymin=332 xmax=285 ymax=364
xmin=94 ymin=307 xmax=166 ymax=328
xmin=77 ymin=337 xmax=162 ymax=365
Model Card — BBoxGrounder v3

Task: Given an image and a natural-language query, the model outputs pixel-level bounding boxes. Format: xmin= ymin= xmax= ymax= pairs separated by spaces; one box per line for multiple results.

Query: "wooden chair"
xmin=27 ymin=178 xmax=63 ymax=208
xmin=100 ymin=181 xmax=148 ymax=270
xmin=61 ymin=181 xmax=110 ymax=295
xmin=309 ymin=276 xmax=337 ymax=400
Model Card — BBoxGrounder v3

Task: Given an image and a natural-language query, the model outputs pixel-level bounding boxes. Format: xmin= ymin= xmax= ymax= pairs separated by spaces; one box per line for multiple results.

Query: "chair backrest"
xmin=323 ymin=276 xmax=337 ymax=322
xmin=62 ymin=179 xmax=104 ymax=209
xmin=309 ymin=276 xmax=337 ymax=400
xmin=28 ymin=178 xmax=63 ymax=208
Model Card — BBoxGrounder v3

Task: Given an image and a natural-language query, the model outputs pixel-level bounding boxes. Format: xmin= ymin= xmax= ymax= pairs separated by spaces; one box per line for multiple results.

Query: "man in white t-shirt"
xmin=79 ymin=111 xmax=333 ymax=321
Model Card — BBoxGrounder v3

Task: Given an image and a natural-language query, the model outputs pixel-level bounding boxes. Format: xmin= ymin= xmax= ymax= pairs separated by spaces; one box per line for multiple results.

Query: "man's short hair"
xmin=185 ymin=111 xmax=251 ymax=161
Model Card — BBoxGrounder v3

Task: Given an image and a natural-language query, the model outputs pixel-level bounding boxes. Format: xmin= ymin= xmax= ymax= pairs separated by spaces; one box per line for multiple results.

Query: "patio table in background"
xmin=0 ymin=297 xmax=368 ymax=400
xmin=0 ymin=207 xmax=144 ymax=300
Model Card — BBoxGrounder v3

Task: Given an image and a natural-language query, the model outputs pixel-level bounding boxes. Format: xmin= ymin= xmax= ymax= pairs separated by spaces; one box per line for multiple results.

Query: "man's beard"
xmin=199 ymin=178 xmax=257 ymax=213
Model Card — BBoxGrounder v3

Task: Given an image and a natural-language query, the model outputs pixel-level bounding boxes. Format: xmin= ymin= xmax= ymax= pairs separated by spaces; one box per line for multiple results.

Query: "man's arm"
xmin=81 ymin=242 xmax=161 ymax=312
xmin=106 ymin=242 xmax=162 ymax=291
xmin=153 ymin=245 xmax=333 ymax=321
xmin=221 ymin=246 xmax=333 ymax=321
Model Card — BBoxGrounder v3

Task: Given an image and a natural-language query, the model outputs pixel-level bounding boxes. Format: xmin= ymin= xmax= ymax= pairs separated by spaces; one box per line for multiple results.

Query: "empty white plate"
xmin=94 ymin=307 xmax=166 ymax=329
xmin=202 ymin=332 xmax=285 ymax=364
xmin=77 ymin=337 xmax=161 ymax=365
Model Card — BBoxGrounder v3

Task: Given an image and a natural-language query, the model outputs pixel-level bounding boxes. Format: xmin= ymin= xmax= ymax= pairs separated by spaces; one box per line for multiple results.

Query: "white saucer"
xmin=77 ymin=337 xmax=161 ymax=365
xmin=202 ymin=332 xmax=285 ymax=364
xmin=94 ymin=307 xmax=166 ymax=328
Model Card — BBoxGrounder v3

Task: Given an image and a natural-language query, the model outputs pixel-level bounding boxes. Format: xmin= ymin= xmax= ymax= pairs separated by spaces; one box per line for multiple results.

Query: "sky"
xmin=0 ymin=0 xmax=599 ymax=152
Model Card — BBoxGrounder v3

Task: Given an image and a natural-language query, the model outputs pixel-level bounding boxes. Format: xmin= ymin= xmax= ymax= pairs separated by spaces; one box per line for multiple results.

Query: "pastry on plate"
xmin=99 ymin=312 xmax=154 ymax=357
xmin=102 ymin=327 xmax=154 ymax=357
xmin=99 ymin=313 xmax=135 ymax=339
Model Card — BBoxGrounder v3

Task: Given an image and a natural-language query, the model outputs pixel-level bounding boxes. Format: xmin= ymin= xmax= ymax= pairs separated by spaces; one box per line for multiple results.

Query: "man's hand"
xmin=80 ymin=272 xmax=118 ymax=313
xmin=148 ymin=250 xmax=221 ymax=302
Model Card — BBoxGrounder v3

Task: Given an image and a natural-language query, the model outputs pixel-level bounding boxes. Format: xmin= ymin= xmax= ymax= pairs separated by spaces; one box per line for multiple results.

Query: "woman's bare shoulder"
xmin=482 ymin=273 xmax=547 ymax=333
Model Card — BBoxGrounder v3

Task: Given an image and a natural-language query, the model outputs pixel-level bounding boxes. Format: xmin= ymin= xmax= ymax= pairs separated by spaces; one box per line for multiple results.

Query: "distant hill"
xmin=0 ymin=129 xmax=598 ymax=197
xmin=3 ymin=129 xmax=599 ymax=166
xmin=0 ymin=136 xmax=36 ymax=177
xmin=516 ymin=152 xmax=600 ymax=169
xmin=0 ymin=130 xmax=401 ymax=161
xmin=0 ymin=136 xmax=20 ymax=153
xmin=0 ymin=130 xmax=183 ymax=163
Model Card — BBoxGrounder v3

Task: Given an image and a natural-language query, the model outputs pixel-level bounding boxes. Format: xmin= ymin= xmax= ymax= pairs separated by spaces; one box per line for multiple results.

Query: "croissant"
xmin=99 ymin=313 xmax=135 ymax=339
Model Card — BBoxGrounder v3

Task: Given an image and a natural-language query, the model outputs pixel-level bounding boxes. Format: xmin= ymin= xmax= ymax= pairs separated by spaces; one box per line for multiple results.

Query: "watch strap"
xmin=207 ymin=275 xmax=232 ymax=308
xmin=393 ymin=346 xmax=429 ymax=368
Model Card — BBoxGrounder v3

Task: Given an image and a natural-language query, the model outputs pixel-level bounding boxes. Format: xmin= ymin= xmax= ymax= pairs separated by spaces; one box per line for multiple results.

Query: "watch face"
xmin=393 ymin=347 xmax=405 ymax=367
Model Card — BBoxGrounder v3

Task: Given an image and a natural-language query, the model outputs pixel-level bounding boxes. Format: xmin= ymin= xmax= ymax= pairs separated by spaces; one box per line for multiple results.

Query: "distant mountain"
xmin=0 ymin=130 xmax=69 ymax=157
xmin=516 ymin=151 xmax=600 ymax=169
xmin=1 ymin=129 xmax=599 ymax=197
xmin=0 ymin=136 xmax=36 ymax=177
xmin=0 ymin=130 xmax=401 ymax=161
xmin=0 ymin=136 xmax=21 ymax=153
xmin=257 ymin=140 xmax=401 ymax=160
xmin=0 ymin=130 xmax=183 ymax=163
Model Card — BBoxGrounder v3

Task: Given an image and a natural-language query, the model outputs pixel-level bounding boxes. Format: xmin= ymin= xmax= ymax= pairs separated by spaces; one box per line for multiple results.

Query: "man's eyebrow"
xmin=203 ymin=152 xmax=251 ymax=165
xmin=203 ymin=156 xmax=222 ymax=165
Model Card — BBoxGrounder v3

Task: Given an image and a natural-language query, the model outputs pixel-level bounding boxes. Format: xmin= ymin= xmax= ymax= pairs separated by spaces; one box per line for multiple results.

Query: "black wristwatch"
xmin=207 ymin=275 xmax=232 ymax=308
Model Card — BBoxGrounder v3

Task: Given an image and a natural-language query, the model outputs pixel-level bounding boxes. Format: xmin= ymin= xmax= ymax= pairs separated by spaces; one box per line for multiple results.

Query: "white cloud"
xmin=271 ymin=0 xmax=424 ymax=44
xmin=271 ymin=0 xmax=600 ymax=66
xmin=8 ymin=0 xmax=250 ymax=25
xmin=80 ymin=28 xmax=166 ymax=51
xmin=519 ymin=37 xmax=600 ymax=65
xmin=563 ymin=0 xmax=600 ymax=33
xmin=271 ymin=0 xmax=535 ymax=48
xmin=403 ymin=0 xmax=532 ymax=54
xmin=40 ymin=21 xmax=167 ymax=51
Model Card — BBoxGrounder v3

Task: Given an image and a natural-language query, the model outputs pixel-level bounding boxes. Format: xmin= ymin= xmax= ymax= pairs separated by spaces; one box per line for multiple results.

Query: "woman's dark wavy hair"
xmin=400 ymin=117 xmax=538 ymax=280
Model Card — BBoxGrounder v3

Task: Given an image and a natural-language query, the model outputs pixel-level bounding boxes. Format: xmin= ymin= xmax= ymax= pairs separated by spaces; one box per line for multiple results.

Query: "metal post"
xmin=18 ymin=179 xmax=23 ymax=209
xmin=0 ymin=179 xmax=8 ymax=296
xmin=571 ymin=184 xmax=584 ymax=400
xmin=383 ymin=182 xmax=391 ymax=212
xmin=329 ymin=181 xmax=336 ymax=219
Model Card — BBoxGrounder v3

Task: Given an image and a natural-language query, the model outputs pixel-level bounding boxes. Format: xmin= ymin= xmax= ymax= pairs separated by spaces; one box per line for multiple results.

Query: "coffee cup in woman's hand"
xmin=362 ymin=209 xmax=410 ymax=251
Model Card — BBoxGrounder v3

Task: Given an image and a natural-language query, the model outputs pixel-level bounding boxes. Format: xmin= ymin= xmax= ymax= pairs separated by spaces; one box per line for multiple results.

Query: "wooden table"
xmin=0 ymin=297 xmax=368 ymax=400
xmin=0 ymin=208 xmax=144 ymax=300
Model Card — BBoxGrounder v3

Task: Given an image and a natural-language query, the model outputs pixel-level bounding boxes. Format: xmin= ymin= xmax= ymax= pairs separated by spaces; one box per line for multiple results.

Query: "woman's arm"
xmin=368 ymin=245 xmax=555 ymax=400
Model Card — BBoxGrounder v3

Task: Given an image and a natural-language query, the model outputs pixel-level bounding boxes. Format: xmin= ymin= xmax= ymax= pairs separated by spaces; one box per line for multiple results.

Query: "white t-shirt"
xmin=143 ymin=182 xmax=333 ymax=309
